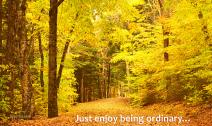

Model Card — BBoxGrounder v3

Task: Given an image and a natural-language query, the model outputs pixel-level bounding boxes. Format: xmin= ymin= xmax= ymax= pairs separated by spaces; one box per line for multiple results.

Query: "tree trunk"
xmin=57 ymin=40 xmax=70 ymax=89
xmin=91 ymin=87 xmax=94 ymax=101
xmin=158 ymin=0 xmax=169 ymax=62
xmin=0 ymin=0 xmax=2 ymax=64
xmin=80 ymin=70 xmax=84 ymax=103
xmin=198 ymin=11 xmax=209 ymax=43
xmin=102 ymin=62 xmax=106 ymax=98
xmin=163 ymin=28 xmax=169 ymax=61
xmin=75 ymin=69 xmax=81 ymax=102
xmin=126 ymin=62 xmax=130 ymax=97
xmin=6 ymin=0 xmax=16 ymax=63
xmin=20 ymin=58 xmax=32 ymax=118
xmin=6 ymin=0 xmax=17 ymax=115
xmin=84 ymin=87 xmax=87 ymax=102
xmin=38 ymin=32 xmax=45 ymax=92
xmin=107 ymin=63 xmax=111 ymax=98
xmin=158 ymin=0 xmax=170 ymax=101
xmin=29 ymin=26 xmax=35 ymax=65
xmin=19 ymin=0 xmax=33 ymax=118
xmin=98 ymin=75 xmax=102 ymax=99
xmin=85 ymin=87 xmax=89 ymax=102
xmin=48 ymin=0 xmax=58 ymax=118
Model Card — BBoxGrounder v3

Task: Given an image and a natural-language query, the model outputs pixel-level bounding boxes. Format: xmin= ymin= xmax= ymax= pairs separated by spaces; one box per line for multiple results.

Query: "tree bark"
xmin=0 ymin=0 xmax=2 ymax=64
xmin=19 ymin=0 xmax=32 ymax=118
xmin=49 ymin=0 xmax=64 ymax=14
xmin=38 ymin=32 xmax=45 ymax=92
xmin=107 ymin=63 xmax=111 ymax=98
xmin=48 ymin=0 xmax=65 ymax=117
xmin=198 ymin=11 xmax=209 ymax=43
xmin=57 ymin=40 xmax=70 ymax=89
xmin=80 ymin=70 xmax=84 ymax=103
xmin=98 ymin=75 xmax=102 ymax=99
xmin=6 ymin=0 xmax=16 ymax=63
xmin=6 ymin=0 xmax=17 ymax=115
xmin=101 ymin=61 xmax=107 ymax=98
xmin=158 ymin=0 xmax=169 ymax=61
xmin=158 ymin=0 xmax=170 ymax=101
xmin=48 ymin=0 xmax=58 ymax=118
xmin=163 ymin=27 xmax=169 ymax=61
xmin=29 ymin=27 xmax=35 ymax=65
xmin=126 ymin=61 xmax=130 ymax=96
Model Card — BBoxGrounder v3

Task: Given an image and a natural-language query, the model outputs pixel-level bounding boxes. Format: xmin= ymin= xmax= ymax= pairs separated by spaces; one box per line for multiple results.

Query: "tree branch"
xmin=49 ymin=0 xmax=64 ymax=15
xmin=56 ymin=40 xmax=70 ymax=89
xmin=158 ymin=0 xmax=164 ymax=16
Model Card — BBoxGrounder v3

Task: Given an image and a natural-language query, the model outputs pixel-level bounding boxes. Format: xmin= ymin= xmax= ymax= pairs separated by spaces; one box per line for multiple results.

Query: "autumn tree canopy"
xmin=0 ymin=0 xmax=211 ymax=121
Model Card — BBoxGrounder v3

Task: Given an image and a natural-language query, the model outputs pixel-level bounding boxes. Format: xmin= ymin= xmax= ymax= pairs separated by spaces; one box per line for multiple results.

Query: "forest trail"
xmin=7 ymin=98 xmax=212 ymax=126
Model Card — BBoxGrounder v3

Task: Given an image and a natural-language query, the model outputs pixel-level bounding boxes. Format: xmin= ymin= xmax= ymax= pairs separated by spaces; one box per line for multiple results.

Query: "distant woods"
xmin=0 ymin=0 xmax=212 ymax=120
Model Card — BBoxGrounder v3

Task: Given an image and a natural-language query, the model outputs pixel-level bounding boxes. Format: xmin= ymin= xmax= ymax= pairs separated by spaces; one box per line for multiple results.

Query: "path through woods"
xmin=7 ymin=98 xmax=212 ymax=126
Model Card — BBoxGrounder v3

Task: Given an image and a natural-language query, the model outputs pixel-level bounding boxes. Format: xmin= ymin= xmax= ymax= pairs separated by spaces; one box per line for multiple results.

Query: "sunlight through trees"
xmin=0 ymin=0 xmax=211 ymax=122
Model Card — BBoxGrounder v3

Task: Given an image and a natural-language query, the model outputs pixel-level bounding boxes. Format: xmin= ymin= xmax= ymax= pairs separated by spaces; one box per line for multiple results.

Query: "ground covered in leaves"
xmin=1 ymin=98 xmax=212 ymax=126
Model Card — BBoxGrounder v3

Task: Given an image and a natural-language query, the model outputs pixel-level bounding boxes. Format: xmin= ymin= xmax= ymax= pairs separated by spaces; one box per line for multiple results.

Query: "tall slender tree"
xmin=158 ymin=0 xmax=169 ymax=61
xmin=48 ymin=0 xmax=64 ymax=118
xmin=38 ymin=32 xmax=45 ymax=92
xmin=48 ymin=0 xmax=59 ymax=118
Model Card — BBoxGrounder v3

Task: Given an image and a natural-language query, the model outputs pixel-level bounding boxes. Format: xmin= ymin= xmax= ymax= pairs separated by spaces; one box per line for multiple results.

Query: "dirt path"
xmin=5 ymin=98 xmax=212 ymax=126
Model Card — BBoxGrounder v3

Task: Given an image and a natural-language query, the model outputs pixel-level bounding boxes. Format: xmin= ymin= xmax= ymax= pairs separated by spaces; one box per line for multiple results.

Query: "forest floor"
xmin=2 ymin=98 xmax=212 ymax=126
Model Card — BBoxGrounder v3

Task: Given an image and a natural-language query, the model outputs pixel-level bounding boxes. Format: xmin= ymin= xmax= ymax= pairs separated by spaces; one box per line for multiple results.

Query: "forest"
xmin=0 ymin=0 xmax=212 ymax=125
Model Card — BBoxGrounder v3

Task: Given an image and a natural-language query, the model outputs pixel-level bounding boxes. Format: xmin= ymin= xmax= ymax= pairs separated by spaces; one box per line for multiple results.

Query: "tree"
xmin=18 ymin=0 xmax=33 ymax=117
xmin=38 ymin=32 xmax=45 ymax=92
xmin=157 ymin=0 xmax=170 ymax=62
xmin=48 ymin=0 xmax=64 ymax=118
xmin=5 ymin=0 xmax=17 ymax=115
